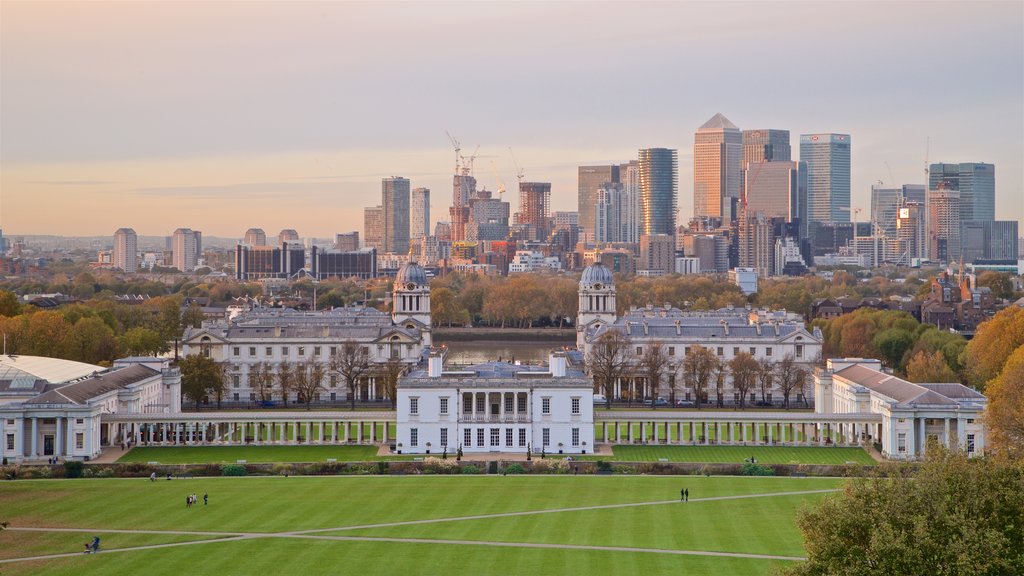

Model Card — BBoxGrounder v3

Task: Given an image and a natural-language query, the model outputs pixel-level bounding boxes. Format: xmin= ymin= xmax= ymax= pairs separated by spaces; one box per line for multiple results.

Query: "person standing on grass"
xmin=685 ymin=488 xmax=689 ymax=502
xmin=203 ymin=492 xmax=208 ymax=506
xmin=681 ymin=487 xmax=685 ymax=501
xmin=186 ymin=495 xmax=191 ymax=508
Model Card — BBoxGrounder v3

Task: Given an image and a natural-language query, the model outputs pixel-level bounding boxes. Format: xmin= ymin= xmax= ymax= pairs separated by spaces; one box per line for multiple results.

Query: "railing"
xmin=459 ymin=414 xmax=531 ymax=424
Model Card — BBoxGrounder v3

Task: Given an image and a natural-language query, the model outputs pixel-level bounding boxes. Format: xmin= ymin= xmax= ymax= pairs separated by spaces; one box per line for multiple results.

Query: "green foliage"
xmin=740 ymin=462 xmax=775 ymax=476
xmin=460 ymin=465 xmax=481 ymax=475
xmin=220 ymin=464 xmax=248 ymax=476
xmin=871 ymin=328 xmax=915 ymax=369
xmin=595 ymin=460 xmax=613 ymax=472
xmin=178 ymin=354 xmax=225 ymax=409
xmin=781 ymin=448 xmax=1024 ymax=576
xmin=63 ymin=460 xmax=84 ymax=479
xmin=504 ymin=463 xmax=526 ymax=474
xmin=0 ymin=289 xmax=22 ymax=317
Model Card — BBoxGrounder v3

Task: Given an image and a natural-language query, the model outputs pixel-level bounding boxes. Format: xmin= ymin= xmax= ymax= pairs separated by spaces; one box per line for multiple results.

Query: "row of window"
xmin=405 ymin=427 xmax=582 ymax=449
xmin=896 ymin=432 xmax=975 ymax=453
xmin=411 ymin=397 xmax=582 ymax=416
xmin=5 ymin=433 xmax=84 ymax=451
xmin=634 ymin=346 xmax=799 ymax=358
xmin=232 ymin=345 xmax=371 ymax=358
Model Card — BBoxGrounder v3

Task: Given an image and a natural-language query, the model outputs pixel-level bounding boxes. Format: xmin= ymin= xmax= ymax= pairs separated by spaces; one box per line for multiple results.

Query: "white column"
xmin=357 ymin=421 xmax=363 ymax=444
xmin=628 ymin=421 xmax=633 ymax=443
xmin=957 ymin=417 xmax=966 ymax=452
xmin=54 ymin=418 xmax=63 ymax=457
xmin=918 ymin=417 xmax=926 ymax=457
xmin=768 ymin=423 xmax=773 ymax=445
xmin=943 ymin=418 xmax=951 ymax=449
xmin=703 ymin=422 xmax=708 ymax=445
xmin=652 ymin=422 xmax=658 ymax=443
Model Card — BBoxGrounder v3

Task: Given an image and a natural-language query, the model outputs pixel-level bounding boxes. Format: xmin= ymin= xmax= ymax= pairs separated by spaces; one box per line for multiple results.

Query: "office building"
xmin=960 ymin=220 xmax=1019 ymax=263
xmin=171 ymin=228 xmax=202 ymax=272
xmin=742 ymin=129 xmax=791 ymax=166
xmin=595 ymin=183 xmax=630 ymax=245
xmin=639 ymin=233 xmax=675 ymax=275
xmin=639 ymin=148 xmax=678 ymax=236
xmin=243 ymin=228 xmax=267 ymax=246
xmin=383 ymin=177 xmax=411 ymax=254
xmin=235 ymin=243 xmax=306 ymax=280
xmin=364 ymin=207 xmax=384 ymax=250
xmin=744 ymin=161 xmax=805 ymax=225
xmin=929 ymin=163 xmax=995 ymax=222
xmin=800 ymin=134 xmax=851 ymax=224
xmin=927 ymin=188 xmax=961 ymax=262
xmin=334 ymin=232 xmax=360 ymax=252
xmin=278 ymin=229 xmax=299 ymax=245
xmin=311 ymin=247 xmax=377 ymax=280
xmin=694 ymin=114 xmax=742 ymax=222
xmin=578 ymin=165 xmax=620 ymax=239
xmin=466 ymin=190 xmax=510 ymax=242
xmin=113 ymin=228 xmax=138 ymax=273
xmin=411 ymin=187 xmax=430 ymax=241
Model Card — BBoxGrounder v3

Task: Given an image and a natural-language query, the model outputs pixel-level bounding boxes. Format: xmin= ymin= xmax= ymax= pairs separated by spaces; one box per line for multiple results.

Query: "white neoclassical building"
xmin=577 ymin=261 xmax=824 ymax=405
xmin=182 ymin=260 xmax=432 ymax=404
xmin=0 ymin=357 xmax=181 ymax=463
xmin=815 ymin=358 xmax=987 ymax=459
xmin=396 ymin=351 xmax=595 ymax=455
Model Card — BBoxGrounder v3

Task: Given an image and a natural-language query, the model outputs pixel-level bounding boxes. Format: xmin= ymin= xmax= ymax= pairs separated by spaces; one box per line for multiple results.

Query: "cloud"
xmin=26 ymin=180 xmax=120 ymax=186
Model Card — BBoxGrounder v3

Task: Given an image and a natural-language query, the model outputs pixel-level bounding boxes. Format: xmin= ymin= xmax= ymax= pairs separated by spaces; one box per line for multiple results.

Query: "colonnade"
xmin=104 ymin=416 xmax=393 ymax=447
xmin=596 ymin=416 xmax=879 ymax=447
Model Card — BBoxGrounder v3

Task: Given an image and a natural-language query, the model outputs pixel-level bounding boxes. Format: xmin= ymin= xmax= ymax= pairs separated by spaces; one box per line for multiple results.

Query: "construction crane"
xmin=508 ymin=147 xmax=525 ymax=184
xmin=884 ymin=161 xmax=896 ymax=186
xmin=445 ymin=131 xmax=461 ymax=175
xmin=838 ymin=206 xmax=864 ymax=257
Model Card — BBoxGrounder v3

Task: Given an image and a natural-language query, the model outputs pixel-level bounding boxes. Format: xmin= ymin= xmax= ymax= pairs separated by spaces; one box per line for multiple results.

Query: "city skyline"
xmin=1 ymin=1 xmax=1021 ymax=237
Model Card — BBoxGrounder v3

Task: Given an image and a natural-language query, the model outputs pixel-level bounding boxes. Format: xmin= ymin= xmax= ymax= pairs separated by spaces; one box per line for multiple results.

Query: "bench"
xmin=658 ymin=458 xmax=669 ymax=463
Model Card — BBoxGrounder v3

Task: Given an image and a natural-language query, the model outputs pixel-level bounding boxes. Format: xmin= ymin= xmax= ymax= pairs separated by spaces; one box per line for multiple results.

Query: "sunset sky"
xmin=2 ymin=1 xmax=1021 ymax=239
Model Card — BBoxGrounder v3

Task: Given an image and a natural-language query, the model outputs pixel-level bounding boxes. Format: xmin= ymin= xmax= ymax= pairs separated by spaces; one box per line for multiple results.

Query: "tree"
xmin=976 ymin=270 xmax=1015 ymax=300
xmin=639 ymin=343 xmax=669 ymax=409
xmin=330 ymin=340 xmax=372 ymax=410
xmin=180 ymin=304 xmax=205 ymax=330
xmin=249 ymin=362 xmax=276 ymax=403
xmin=780 ymin=447 xmax=1024 ymax=576
xmin=775 ymin=354 xmax=803 ymax=409
xmin=904 ymin=350 xmax=958 ymax=383
xmin=120 ymin=327 xmax=165 ymax=357
xmin=586 ymin=330 xmax=631 ymax=410
xmin=983 ymin=345 xmax=1024 ymax=460
xmin=872 ymin=328 xmax=915 ymax=371
xmin=376 ymin=357 xmax=406 ymax=409
xmin=179 ymin=354 xmax=224 ymax=410
xmin=962 ymin=306 xmax=1024 ymax=391
xmin=0 ymin=290 xmax=20 ymax=317
xmin=682 ymin=345 xmax=718 ymax=410
xmin=430 ymin=287 xmax=469 ymax=327
xmin=729 ymin=352 xmax=759 ymax=409
xmin=757 ymin=358 xmax=774 ymax=403
xmin=293 ymin=357 xmax=326 ymax=410
xmin=64 ymin=317 xmax=119 ymax=365
xmin=276 ymin=359 xmax=295 ymax=406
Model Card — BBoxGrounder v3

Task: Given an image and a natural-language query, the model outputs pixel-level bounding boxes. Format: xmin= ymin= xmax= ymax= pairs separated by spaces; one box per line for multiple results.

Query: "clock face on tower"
xmin=594 ymin=283 xmax=602 ymax=290
xmin=406 ymin=283 xmax=416 ymax=291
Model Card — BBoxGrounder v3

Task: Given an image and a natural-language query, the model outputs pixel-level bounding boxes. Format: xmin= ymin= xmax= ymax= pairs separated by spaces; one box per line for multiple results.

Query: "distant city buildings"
xmin=244 ymin=228 xmax=267 ymax=247
xmin=364 ymin=206 xmax=384 ymax=250
xmin=638 ymin=147 xmax=678 ymax=237
xmin=694 ymin=113 xmax=742 ymax=223
xmin=578 ymin=164 xmax=620 ymax=240
xmin=929 ymin=162 xmax=995 ymax=222
xmin=927 ymin=187 xmax=961 ymax=262
xmin=411 ymin=187 xmax=430 ymax=242
xmin=800 ymin=133 xmax=851 ymax=224
xmin=515 ymin=182 xmax=552 ymax=242
xmin=113 ymin=228 xmax=138 ymax=273
xmin=382 ymin=177 xmax=411 ymax=255
xmin=334 ymin=232 xmax=360 ymax=252
xmin=171 ymin=228 xmax=202 ymax=272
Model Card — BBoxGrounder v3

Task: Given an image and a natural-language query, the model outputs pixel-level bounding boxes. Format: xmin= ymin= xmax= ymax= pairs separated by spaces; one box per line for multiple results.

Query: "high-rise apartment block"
xmin=172 ymin=228 xmax=202 ymax=272
xmin=364 ymin=206 xmax=384 ymax=250
xmin=466 ymin=190 xmax=510 ymax=242
xmin=244 ymin=228 xmax=267 ymax=246
xmin=595 ymin=183 xmax=639 ymax=245
xmin=927 ymin=188 xmax=961 ymax=262
xmin=449 ymin=174 xmax=476 ymax=242
xmin=929 ymin=163 xmax=995 ymax=222
xmin=113 ymin=228 xmax=138 ymax=273
xmin=411 ymin=187 xmax=430 ymax=241
xmin=382 ymin=177 xmax=411 ymax=254
xmin=638 ymin=148 xmax=678 ymax=237
xmin=896 ymin=202 xmax=926 ymax=263
xmin=639 ymin=234 xmax=676 ymax=275
xmin=694 ymin=114 xmax=741 ymax=223
xmin=578 ymin=165 xmax=620 ymax=239
xmin=800 ymin=134 xmax=851 ymax=224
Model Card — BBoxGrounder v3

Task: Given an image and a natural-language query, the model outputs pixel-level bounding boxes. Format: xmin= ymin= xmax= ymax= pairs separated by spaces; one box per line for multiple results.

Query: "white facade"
xmin=675 ymin=256 xmax=701 ymax=275
xmin=113 ymin=228 xmax=138 ymax=273
xmin=509 ymin=250 xmax=561 ymax=273
xmin=814 ymin=358 xmax=987 ymax=459
xmin=729 ymin=267 xmax=758 ymax=295
xmin=0 ymin=358 xmax=181 ymax=463
xmin=396 ymin=352 xmax=595 ymax=455
xmin=773 ymin=237 xmax=805 ymax=276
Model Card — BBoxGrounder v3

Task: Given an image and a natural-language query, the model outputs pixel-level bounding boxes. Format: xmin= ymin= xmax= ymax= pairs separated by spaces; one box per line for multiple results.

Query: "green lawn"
xmin=1 ymin=476 xmax=841 ymax=575
xmin=593 ymin=445 xmax=876 ymax=465
xmin=116 ymin=445 xmax=389 ymax=464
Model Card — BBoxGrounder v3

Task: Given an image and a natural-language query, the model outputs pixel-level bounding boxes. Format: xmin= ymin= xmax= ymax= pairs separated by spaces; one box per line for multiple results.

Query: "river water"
xmin=439 ymin=341 xmax=574 ymax=366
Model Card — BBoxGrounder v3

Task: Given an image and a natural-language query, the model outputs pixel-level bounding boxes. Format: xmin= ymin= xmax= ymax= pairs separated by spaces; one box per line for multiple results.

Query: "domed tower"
xmin=393 ymin=260 xmax=432 ymax=345
xmin=577 ymin=261 xmax=617 ymax=348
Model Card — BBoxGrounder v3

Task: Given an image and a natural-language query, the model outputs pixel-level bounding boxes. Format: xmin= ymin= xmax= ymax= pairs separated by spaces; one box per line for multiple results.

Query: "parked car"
xmin=649 ymin=397 xmax=669 ymax=407
xmin=675 ymin=399 xmax=695 ymax=407
xmin=754 ymin=401 xmax=773 ymax=407
xmin=593 ymin=394 xmax=608 ymax=405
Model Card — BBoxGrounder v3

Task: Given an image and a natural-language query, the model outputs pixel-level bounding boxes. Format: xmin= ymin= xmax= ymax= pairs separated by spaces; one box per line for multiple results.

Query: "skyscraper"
xmin=577 ymin=165 xmax=620 ymax=239
xmin=639 ymin=148 xmax=678 ymax=237
xmin=172 ymin=228 xmax=201 ymax=272
xmin=364 ymin=206 xmax=384 ymax=250
xmin=694 ymin=113 xmax=742 ymax=223
xmin=743 ymin=161 xmax=805 ymax=225
xmin=244 ymin=228 xmax=267 ymax=246
xmin=382 ymin=177 xmax=411 ymax=254
xmin=929 ymin=163 xmax=995 ymax=222
xmin=516 ymin=182 xmax=552 ymax=241
xmin=927 ymin=188 xmax=960 ymax=262
xmin=871 ymin=185 xmax=903 ymax=238
xmin=449 ymin=174 xmax=476 ymax=242
xmin=742 ymin=129 xmax=791 ymax=166
xmin=800 ymin=133 xmax=851 ymax=224
xmin=113 ymin=228 xmax=138 ymax=273
xmin=411 ymin=187 xmax=430 ymax=241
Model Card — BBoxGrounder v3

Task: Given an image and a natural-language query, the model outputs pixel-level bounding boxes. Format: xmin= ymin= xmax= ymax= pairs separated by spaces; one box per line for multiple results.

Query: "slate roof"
xmin=24 ymin=364 xmax=159 ymax=406
xmin=833 ymin=364 xmax=968 ymax=408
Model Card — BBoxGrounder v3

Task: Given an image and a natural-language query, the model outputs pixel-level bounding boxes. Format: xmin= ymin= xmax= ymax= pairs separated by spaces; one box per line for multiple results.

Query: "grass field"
xmin=0 ymin=475 xmax=842 ymax=575
xmin=595 ymin=445 xmax=876 ymax=465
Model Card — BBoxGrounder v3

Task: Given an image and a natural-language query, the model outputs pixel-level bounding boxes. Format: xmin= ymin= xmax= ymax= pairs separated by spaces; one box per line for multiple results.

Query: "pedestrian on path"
xmin=681 ymin=488 xmax=685 ymax=501
xmin=685 ymin=488 xmax=689 ymax=502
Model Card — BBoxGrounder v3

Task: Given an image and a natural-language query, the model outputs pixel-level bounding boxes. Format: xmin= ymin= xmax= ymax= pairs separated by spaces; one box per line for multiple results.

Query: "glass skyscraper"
xmin=928 ymin=162 xmax=995 ymax=222
xmin=382 ymin=176 xmax=411 ymax=254
xmin=694 ymin=113 xmax=742 ymax=222
xmin=800 ymin=134 xmax=851 ymax=224
xmin=638 ymin=148 xmax=678 ymax=237
xmin=577 ymin=165 xmax=620 ymax=239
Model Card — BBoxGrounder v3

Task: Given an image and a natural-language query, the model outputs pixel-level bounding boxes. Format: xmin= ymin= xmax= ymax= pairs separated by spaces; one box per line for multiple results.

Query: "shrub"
xmin=595 ymin=460 xmax=612 ymax=473
xmin=461 ymin=465 xmax=480 ymax=475
xmin=272 ymin=464 xmax=294 ymax=476
xmin=63 ymin=460 xmax=84 ymax=479
xmin=741 ymin=462 xmax=775 ymax=476
xmin=532 ymin=459 xmax=569 ymax=474
xmin=612 ymin=465 xmax=636 ymax=475
xmin=220 ymin=464 xmax=247 ymax=476
xmin=423 ymin=457 xmax=459 ymax=475
xmin=504 ymin=463 xmax=525 ymax=475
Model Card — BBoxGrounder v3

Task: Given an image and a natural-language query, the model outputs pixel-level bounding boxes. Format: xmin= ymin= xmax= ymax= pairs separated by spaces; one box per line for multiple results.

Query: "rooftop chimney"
xmin=428 ymin=351 xmax=444 ymax=378
xmin=549 ymin=351 xmax=567 ymax=378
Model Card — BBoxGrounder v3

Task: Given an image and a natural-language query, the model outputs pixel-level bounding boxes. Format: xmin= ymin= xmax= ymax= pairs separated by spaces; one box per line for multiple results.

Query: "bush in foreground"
xmin=740 ymin=462 xmax=775 ymax=476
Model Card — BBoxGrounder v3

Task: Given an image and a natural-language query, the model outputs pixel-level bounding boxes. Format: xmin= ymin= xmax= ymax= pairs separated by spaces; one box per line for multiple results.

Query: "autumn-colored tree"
xmin=330 ymin=340 xmax=372 ymax=410
xmin=120 ymin=327 xmax=165 ymax=357
xmin=0 ymin=290 xmax=20 ymax=317
xmin=904 ymin=350 xmax=958 ymax=383
xmin=962 ymin=306 xmax=1024 ymax=391
xmin=586 ymin=330 xmax=631 ymax=410
xmin=983 ymin=345 xmax=1024 ymax=460
xmin=729 ymin=352 xmax=759 ymax=409
xmin=180 ymin=304 xmax=205 ymax=330
xmin=780 ymin=447 xmax=1024 ymax=576
xmin=976 ymin=270 xmax=1016 ymax=300
xmin=248 ymin=362 xmax=275 ymax=403
xmin=430 ymin=287 xmax=469 ymax=327
xmin=64 ymin=317 xmax=119 ymax=365
xmin=682 ymin=345 xmax=718 ymax=410
xmin=179 ymin=354 xmax=224 ymax=410
xmin=24 ymin=311 xmax=70 ymax=357
xmin=639 ymin=343 xmax=670 ymax=409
